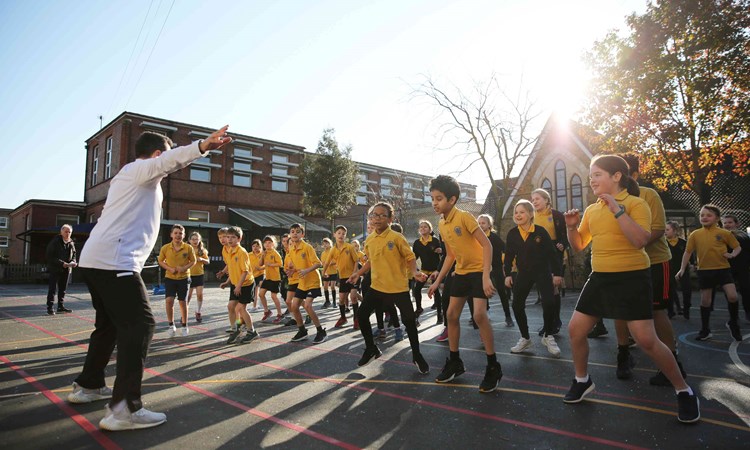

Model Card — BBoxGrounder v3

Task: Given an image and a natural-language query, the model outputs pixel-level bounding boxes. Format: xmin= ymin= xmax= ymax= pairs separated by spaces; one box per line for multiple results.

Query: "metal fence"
xmin=0 ymin=264 xmax=47 ymax=283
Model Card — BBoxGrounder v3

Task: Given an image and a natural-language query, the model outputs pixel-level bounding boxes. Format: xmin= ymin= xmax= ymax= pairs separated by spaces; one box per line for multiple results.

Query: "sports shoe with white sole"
xmin=67 ymin=382 xmax=113 ymax=404
xmin=542 ymin=335 xmax=561 ymax=358
xmin=99 ymin=404 xmax=167 ymax=431
xmin=510 ymin=337 xmax=532 ymax=353
xmin=167 ymin=324 xmax=176 ymax=338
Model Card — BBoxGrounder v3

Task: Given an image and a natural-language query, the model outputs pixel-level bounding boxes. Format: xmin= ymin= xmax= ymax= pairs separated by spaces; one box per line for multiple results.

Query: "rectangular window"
xmin=424 ymin=193 xmax=432 ymax=203
xmin=272 ymin=179 xmax=288 ymax=192
xmin=359 ymin=182 xmax=368 ymax=193
xmin=381 ymin=186 xmax=391 ymax=196
xmin=359 ymin=173 xmax=368 ymax=182
xmin=188 ymin=210 xmax=210 ymax=222
xmin=105 ymin=137 xmax=113 ymax=179
xmin=56 ymin=215 xmax=79 ymax=228
xmin=404 ymin=180 xmax=413 ymax=190
xmin=91 ymin=145 xmax=99 ymax=186
xmin=190 ymin=167 xmax=210 ymax=182
xmin=271 ymin=153 xmax=289 ymax=164
xmin=234 ymin=148 xmax=254 ymax=159
xmin=0 ymin=236 xmax=8 ymax=247
xmin=381 ymin=176 xmax=391 ymax=185
xmin=272 ymin=165 xmax=288 ymax=177
xmin=233 ymin=174 xmax=251 ymax=187
xmin=0 ymin=217 xmax=7 ymax=228
xmin=234 ymin=161 xmax=253 ymax=172
xmin=356 ymin=194 xmax=367 ymax=205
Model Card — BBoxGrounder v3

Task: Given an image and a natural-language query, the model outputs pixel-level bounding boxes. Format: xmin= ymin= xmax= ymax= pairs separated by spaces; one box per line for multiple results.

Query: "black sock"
xmin=299 ymin=325 xmax=306 ymax=332
xmin=168 ymin=322 xmax=174 ymax=326
xmin=331 ymin=288 xmax=337 ymax=299
xmin=339 ymin=304 xmax=346 ymax=317
xmin=700 ymin=306 xmax=711 ymax=330
xmin=324 ymin=290 xmax=330 ymax=302
xmin=450 ymin=350 xmax=460 ymax=361
xmin=181 ymin=322 xmax=186 ymax=327
xmin=487 ymin=353 xmax=497 ymax=365
xmin=316 ymin=325 xmax=323 ymax=332
xmin=728 ymin=301 xmax=739 ymax=322
xmin=353 ymin=303 xmax=359 ymax=316
xmin=617 ymin=344 xmax=630 ymax=354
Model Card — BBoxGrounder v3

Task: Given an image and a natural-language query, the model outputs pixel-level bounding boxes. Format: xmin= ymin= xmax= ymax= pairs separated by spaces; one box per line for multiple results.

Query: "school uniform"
xmin=249 ymin=251 xmax=265 ymax=285
xmin=261 ymin=249 xmax=282 ymax=293
xmin=687 ymin=225 xmax=740 ymax=288
xmin=640 ymin=186 xmax=673 ymax=310
xmin=667 ymin=237 xmax=691 ymax=314
xmin=412 ymin=233 xmax=444 ymax=311
xmin=158 ymin=242 xmax=196 ymax=300
xmin=328 ymin=242 xmax=358 ymax=293
xmin=321 ymin=248 xmax=340 ymax=281
xmin=286 ymin=240 xmax=322 ymax=299
xmin=438 ymin=206 xmax=486 ymax=299
xmin=225 ymin=245 xmax=255 ymax=303
xmin=191 ymin=247 xmax=208 ymax=287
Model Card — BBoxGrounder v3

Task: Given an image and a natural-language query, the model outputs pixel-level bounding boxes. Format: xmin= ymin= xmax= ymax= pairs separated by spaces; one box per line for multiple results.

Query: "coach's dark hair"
xmin=590 ymin=154 xmax=640 ymax=196
xmin=135 ymin=131 xmax=173 ymax=159
xmin=429 ymin=175 xmax=460 ymax=202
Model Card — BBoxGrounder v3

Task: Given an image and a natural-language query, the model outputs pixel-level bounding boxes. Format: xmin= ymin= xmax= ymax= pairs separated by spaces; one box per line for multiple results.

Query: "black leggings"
xmin=358 ymin=289 xmax=419 ymax=353
xmin=412 ymin=278 xmax=443 ymax=311
xmin=512 ymin=271 xmax=556 ymax=339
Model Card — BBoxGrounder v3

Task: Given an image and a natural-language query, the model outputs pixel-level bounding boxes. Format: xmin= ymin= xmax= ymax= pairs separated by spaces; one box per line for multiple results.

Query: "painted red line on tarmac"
xmin=1 ymin=311 xmax=361 ymax=450
xmin=0 ymin=354 xmax=121 ymax=450
xmin=172 ymin=341 xmax=647 ymax=450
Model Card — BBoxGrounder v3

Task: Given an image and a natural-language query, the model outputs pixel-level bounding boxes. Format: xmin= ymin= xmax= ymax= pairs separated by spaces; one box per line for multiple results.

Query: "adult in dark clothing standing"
xmin=722 ymin=214 xmax=750 ymax=321
xmin=477 ymin=214 xmax=514 ymax=327
xmin=46 ymin=224 xmax=77 ymax=315
xmin=531 ymin=188 xmax=568 ymax=335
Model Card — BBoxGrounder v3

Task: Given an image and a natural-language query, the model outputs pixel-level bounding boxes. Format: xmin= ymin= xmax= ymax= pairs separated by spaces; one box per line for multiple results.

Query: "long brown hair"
xmin=590 ymin=155 xmax=640 ymax=196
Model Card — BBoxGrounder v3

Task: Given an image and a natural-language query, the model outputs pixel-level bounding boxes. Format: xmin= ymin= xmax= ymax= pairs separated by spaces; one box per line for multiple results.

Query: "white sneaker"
xmin=542 ymin=335 xmax=561 ymax=358
xmin=167 ymin=324 xmax=176 ymax=338
xmin=180 ymin=326 xmax=189 ymax=337
xmin=510 ymin=337 xmax=532 ymax=353
xmin=67 ymin=382 xmax=113 ymax=404
xmin=99 ymin=404 xmax=167 ymax=431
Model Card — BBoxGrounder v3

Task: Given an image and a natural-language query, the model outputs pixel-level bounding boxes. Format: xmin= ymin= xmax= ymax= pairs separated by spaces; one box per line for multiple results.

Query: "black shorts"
xmin=324 ymin=273 xmax=339 ymax=282
xmin=260 ymin=279 xmax=280 ymax=293
xmin=697 ymin=269 xmax=734 ymax=290
xmin=229 ymin=284 xmax=255 ymax=304
xmin=254 ymin=275 xmax=265 ymax=285
xmin=295 ymin=287 xmax=322 ymax=300
xmin=575 ymin=269 xmax=653 ymax=321
xmin=190 ymin=274 xmax=204 ymax=287
xmin=450 ymin=272 xmax=488 ymax=299
xmin=650 ymin=261 xmax=670 ymax=311
xmin=164 ymin=278 xmax=189 ymax=300
xmin=338 ymin=280 xmax=355 ymax=293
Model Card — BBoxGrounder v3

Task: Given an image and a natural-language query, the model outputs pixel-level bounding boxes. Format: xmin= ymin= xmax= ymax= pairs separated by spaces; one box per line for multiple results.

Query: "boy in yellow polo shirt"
xmin=346 ymin=203 xmax=429 ymax=372
xmin=320 ymin=238 xmax=338 ymax=308
xmin=322 ymin=226 xmax=360 ymax=328
xmin=259 ymin=235 xmax=284 ymax=323
xmin=427 ymin=175 xmax=501 ymax=392
xmin=220 ymin=226 xmax=259 ymax=345
xmin=249 ymin=239 xmax=265 ymax=312
xmin=158 ymin=224 xmax=196 ymax=337
xmin=286 ymin=223 xmax=327 ymax=343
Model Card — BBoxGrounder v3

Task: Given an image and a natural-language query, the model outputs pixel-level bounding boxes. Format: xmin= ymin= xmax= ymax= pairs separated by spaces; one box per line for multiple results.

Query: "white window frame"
xmin=0 ymin=217 xmax=7 ymax=228
xmin=92 ymin=145 xmax=99 ymax=186
xmin=188 ymin=210 xmax=210 ymax=223
xmin=380 ymin=176 xmax=391 ymax=185
xmin=381 ymin=186 xmax=392 ymax=197
xmin=105 ymin=137 xmax=113 ymax=179
xmin=271 ymin=178 xmax=288 ymax=192
xmin=271 ymin=153 xmax=289 ymax=164
xmin=190 ymin=166 xmax=211 ymax=182
xmin=271 ymin=165 xmax=288 ymax=177
xmin=89 ymin=214 xmax=96 ymax=224
xmin=0 ymin=236 xmax=8 ymax=247
xmin=233 ymin=173 xmax=252 ymax=187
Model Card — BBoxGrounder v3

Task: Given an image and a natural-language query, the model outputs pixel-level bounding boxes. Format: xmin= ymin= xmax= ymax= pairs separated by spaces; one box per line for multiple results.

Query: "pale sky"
xmin=0 ymin=0 xmax=646 ymax=210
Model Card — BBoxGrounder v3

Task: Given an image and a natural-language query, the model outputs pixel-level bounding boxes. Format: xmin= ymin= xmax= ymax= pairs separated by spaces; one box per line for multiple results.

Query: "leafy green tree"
xmin=583 ymin=0 xmax=750 ymax=203
xmin=299 ymin=129 xmax=360 ymax=225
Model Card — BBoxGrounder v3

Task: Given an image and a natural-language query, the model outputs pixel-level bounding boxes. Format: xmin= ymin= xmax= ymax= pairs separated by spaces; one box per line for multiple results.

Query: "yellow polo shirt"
xmin=321 ymin=248 xmax=339 ymax=275
xmin=225 ymin=245 xmax=254 ymax=287
xmin=284 ymin=251 xmax=300 ymax=285
xmin=438 ymin=207 xmax=483 ymax=275
xmin=328 ymin=242 xmax=358 ymax=279
xmin=578 ymin=189 xmax=651 ymax=273
xmin=534 ymin=207 xmax=557 ymax=240
xmin=249 ymin=251 xmax=264 ymax=278
xmin=263 ymin=249 xmax=282 ymax=282
xmin=286 ymin=240 xmax=322 ymax=291
xmin=686 ymin=225 xmax=740 ymax=270
xmin=364 ymin=227 xmax=415 ymax=293
xmin=640 ymin=186 xmax=672 ymax=265
xmin=158 ymin=242 xmax=196 ymax=280
xmin=191 ymin=247 xmax=208 ymax=276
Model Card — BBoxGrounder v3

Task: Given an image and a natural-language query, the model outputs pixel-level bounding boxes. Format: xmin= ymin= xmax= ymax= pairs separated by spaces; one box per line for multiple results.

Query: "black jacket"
xmin=487 ymin=231 xmax=505 ymax=273
xmin=504 ymin=226 xmax=562 ymax=277
xmin=46 ymin=235 xmax=76 ymax=274
xmin=412 ymin=233 xmax=444 ymax=272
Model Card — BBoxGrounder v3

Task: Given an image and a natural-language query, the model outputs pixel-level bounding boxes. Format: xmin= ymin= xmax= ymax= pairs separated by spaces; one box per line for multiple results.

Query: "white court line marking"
xmin=728 ymin=333 xmax=750 ymax=378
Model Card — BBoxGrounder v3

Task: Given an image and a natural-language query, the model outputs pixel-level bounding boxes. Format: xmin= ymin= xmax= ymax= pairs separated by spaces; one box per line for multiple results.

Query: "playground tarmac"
xmin=0 ymin=283 xmax=748 ymax=449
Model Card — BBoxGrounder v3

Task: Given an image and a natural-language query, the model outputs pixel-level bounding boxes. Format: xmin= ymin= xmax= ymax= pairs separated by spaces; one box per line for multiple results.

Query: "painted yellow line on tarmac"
xmin=1 ymin=329 xmax=93 ymax=346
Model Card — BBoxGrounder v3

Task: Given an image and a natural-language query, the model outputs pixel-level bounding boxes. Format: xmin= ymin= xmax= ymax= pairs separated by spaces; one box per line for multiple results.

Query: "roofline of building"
xmin=11 ymin=199 xmax=87 ymax=214
xmin=343 ymin=158 xmax=477 ymax=190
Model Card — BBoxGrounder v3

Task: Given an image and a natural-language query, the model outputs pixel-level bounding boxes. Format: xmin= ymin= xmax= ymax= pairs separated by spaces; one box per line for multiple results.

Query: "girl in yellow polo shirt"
xmin=564 ymin=154 xmax=699 ymax=424
xmin=186 ymin=232 xmax=209 ymax=324
xmin=676 ymin=204 xmax=742 ymax=341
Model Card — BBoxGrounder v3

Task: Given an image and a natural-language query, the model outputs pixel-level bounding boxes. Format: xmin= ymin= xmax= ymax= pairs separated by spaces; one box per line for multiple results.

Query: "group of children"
xmin=154 ymin=159 xmax=750 ymax=426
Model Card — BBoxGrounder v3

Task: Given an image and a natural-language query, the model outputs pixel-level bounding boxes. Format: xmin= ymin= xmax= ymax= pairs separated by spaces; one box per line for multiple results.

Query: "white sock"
xmin=675 ymin=386 xmax=693 ymax=396
xmin=575 ymin=375 xmax=590 ymax=383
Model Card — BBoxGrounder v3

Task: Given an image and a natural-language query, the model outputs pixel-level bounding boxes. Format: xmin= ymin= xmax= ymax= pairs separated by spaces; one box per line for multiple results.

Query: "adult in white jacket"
xmin=67 ymin=126 xmax=232 ymax=431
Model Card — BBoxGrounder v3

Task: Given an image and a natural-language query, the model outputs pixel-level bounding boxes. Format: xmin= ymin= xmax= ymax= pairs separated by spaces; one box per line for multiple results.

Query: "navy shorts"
xmin=450 ymin=272 xmax=488 ymax=300
xmin=324 ymin=273 xmax=339 ymax=282
xmin=295 ymin=287 xmax=322 ymax=300
xmin=697 ymin=269 xmax=734 ymax=290
xmin=575 ymin=269 xmax=653 ymax=321
xmin=229 ymin=283 xmax=255 ymax=304
xmin=338 ymin=280 xmax=355 ymax=293
xmin=165 ymin=278 xmax=189 ymax=300
xmin=260 ymin=279 xmax=280 ymax=293
xmin=190 ymin=274 xmax=204 ymax=287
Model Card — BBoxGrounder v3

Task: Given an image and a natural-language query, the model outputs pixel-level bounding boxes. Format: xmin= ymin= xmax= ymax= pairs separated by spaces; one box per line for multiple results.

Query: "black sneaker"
xmin=677 ymin=391 xmax=700 ymax=423
xmin=694 ymin=329 xmax=712 ymax=341
xmin=313 ymin=328 xmax=327 ymax=344
xmin=322 ymin=300 xmax=331 ymax=308
xmin=239 ymin=329 xmax=260 ymax=344
xmin=291 ymin=329 xmax=308 ymax=342
xmin=587 ymin=325 xmax=608 ymax=338
xmin=57 ymin=306 xmax=72 ymax=313
xmin=649 ymin=370 xmax=670 ymax=386
xmin=683 ymin=308 xmax=690 ymax=320
xmin=283 ymin=317 xmax=297 ymax=327
xmin=726 ymin=321 xmax=742 ymax=342
xmin=616 ymin=350 xmax=635 ymax=380
xmin=563 ymin=377 xmax=595 ymax=403
xmin=435 ymin=357 xmax=465 ymax=383
xmin=479 ymin=362 xmax=503 ymax=393
xmin=413 ymin=352 xmax=429 ymax=374
xmin=226 ymin=328 xmax=242 ymax=345
xmin=358 ymin=346 xmax=382 ymax=366
xmin=47 ymin=308 xmax=55 ymax=315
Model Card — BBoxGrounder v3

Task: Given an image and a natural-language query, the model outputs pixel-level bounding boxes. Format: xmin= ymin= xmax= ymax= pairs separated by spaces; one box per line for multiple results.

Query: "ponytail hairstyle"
xmin=188 ymin=232 xmax=205 ymax=256
xmin=590 ymin=154 xmax=640 ymax=196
